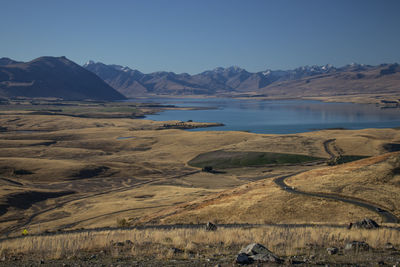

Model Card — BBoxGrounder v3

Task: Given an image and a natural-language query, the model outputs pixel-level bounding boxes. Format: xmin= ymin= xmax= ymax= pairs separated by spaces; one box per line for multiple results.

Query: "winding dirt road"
xmin=274 ymin=139 xmax=399 ymax=223
xmin=274 ymin=174 xmax=399 ymax=223
xmin=323 ymin=139 xmax=337 ymax=158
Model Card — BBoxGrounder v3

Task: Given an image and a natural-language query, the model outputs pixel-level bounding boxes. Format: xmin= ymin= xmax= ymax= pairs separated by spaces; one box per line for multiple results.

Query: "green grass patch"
xmin=328 ymin=155 xmax=369 ymax=165
xmin=188 ymin=150 xmax=322 ymax=169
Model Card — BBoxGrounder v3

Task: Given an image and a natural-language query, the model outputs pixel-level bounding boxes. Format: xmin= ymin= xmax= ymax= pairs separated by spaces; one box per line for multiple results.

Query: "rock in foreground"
xmin=326 ymin=247 xmax=338 ymax=255
xmin=348 ymin=218 xmax=380 ymax=229
xmin=345 ymin=241 xmax=370 ymax=251
xmin=237 ymin=243 xmax=283 ymax=264
xmin=205 ymin=222 xmax=217 ymax=231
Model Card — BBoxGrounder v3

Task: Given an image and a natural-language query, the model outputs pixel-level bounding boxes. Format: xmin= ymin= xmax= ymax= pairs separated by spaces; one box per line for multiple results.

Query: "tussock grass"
xmin=0 ymin=226 xmax=399 ymax=260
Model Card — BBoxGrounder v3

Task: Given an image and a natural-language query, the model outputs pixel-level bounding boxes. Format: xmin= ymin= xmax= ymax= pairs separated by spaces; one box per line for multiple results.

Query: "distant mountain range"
xmin=0 ymin=57 xmax=125 ymax=100
xmin=83 ymin=61 xmax=338 ymax=97
xmin=83 ymin=61 xmax=400 ymax=98
xmin=257 ymin=63 xmax=400 ymax=99
xmin=1 ymin=56 xmax=399 ymax=101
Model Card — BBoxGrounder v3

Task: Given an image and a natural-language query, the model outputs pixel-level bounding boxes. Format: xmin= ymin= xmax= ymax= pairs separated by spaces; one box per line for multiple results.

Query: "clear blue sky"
xmin=1 ymin=0 xmax=400 ymax=74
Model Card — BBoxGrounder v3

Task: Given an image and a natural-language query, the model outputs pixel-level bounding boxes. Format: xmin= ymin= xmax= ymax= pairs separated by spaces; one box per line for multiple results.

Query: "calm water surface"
xmin=129 ymin=98 xmax=400 ymax=134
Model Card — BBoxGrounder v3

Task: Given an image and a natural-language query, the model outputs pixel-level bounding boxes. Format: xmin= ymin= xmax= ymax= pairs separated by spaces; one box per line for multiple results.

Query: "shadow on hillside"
xmin=0 ymin=191 xmax=75 ymax=216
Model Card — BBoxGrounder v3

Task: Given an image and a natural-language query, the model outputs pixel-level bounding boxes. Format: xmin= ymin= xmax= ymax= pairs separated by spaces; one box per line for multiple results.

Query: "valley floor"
xmin=0 ymin=100 xmax=399 ymax=265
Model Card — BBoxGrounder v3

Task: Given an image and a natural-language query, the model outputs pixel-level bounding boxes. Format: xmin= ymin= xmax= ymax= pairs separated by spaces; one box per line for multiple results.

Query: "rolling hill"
xmin=0 ymin=57 xmax=126 ymax=100
xmin=139 ymin=152 xmax=400 ymax=225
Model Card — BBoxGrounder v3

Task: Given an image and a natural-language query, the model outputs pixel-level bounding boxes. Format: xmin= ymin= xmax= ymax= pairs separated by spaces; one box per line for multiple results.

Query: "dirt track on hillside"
xmin=274 ymin=140 xmax=399 ymax=223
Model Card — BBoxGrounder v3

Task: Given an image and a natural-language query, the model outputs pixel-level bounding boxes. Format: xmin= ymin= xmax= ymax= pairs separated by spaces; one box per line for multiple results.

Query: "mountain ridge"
xmin=0 ymin=56 xmax=126 ymax=100
xmin=84 ymin=60 xmax=400 ymax=99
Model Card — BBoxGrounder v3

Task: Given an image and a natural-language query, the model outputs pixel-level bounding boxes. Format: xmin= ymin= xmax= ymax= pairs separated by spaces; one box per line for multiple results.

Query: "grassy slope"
xmin=286 ymin=152 xmax=400 ymax=217
xmin=140 ymin=177 xmax=380 ymax=225
xmin=145 ymin=152 xmax=400 ymax=225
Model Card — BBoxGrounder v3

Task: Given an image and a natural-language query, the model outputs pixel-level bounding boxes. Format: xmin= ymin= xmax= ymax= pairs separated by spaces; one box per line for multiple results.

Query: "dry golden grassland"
xmin=0 ymin=101 xmax=400 ymax=237
xmin=287 ymin=152 xmax=400 ymax=217
xmin=0 ymin=226 xmax=399 ymax=261
xmin=140 ymin=176 xmax=381 ymax=225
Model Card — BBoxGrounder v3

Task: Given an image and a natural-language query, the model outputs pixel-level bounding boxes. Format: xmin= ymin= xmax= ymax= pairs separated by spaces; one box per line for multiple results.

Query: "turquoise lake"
xmin=130 ymin=98 xmax=400 ymax=134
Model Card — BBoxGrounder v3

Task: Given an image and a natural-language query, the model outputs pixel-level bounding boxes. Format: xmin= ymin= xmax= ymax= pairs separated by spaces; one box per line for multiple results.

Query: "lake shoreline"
xmin=129 ymin=93 xmax=400 ymax=107
xmin=131 ymin=97 xmax=400 ymax=134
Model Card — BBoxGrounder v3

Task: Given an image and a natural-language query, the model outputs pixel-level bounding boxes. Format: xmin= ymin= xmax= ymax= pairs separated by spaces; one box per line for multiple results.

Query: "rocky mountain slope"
xmin=260 ymin=63 xmax=400 ymax=99
xmin=84 ymin=61 xmax=400 ymax=100
xmin=0 ymin=57 xmax=126 ymax=100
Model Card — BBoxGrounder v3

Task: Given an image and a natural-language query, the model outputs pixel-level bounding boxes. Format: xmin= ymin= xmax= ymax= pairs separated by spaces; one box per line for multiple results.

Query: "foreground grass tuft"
xmin=0 ymin=226 xmax=399 ymax=260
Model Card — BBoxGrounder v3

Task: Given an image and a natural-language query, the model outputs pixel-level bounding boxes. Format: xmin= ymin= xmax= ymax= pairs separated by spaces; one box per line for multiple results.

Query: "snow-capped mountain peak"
xmin=262 ymin=70 xmax=271 ymax=76
xmin=226 ymin=65 xmax=244 ymax=72
xmin=83 ymin=60 xmax=95 ymax=67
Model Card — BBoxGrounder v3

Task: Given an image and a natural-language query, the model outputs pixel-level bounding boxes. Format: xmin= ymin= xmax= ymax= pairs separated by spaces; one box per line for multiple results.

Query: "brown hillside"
xmin=287 ymin=152 xmax=400 ymax=217
xmin=140 ymin=152 xmax=400 ymax=225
